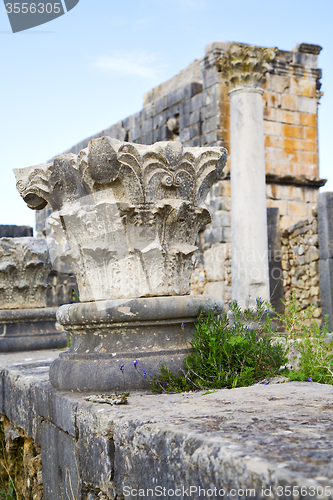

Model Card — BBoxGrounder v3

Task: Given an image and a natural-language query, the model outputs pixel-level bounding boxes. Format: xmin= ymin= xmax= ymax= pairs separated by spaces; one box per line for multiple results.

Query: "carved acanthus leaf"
xmin=216 ymin=43 xmax=278 ymax=89
xmin=0 ymin=238 xmax=51 ymax=309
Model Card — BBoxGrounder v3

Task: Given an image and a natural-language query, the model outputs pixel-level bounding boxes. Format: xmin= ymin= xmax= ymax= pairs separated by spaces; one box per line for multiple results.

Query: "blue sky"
xmin=1 ymin=0 xmax=332 ymax=229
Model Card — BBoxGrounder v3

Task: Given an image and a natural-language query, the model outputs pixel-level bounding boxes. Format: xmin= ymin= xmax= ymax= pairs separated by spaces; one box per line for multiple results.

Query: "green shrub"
xmin=152 ymin=298 xmax=288 ymax=393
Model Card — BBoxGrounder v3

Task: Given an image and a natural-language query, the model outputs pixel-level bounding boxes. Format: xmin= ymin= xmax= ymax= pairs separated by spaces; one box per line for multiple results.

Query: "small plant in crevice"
xmin=276 ymin=291 xmax=333 ymax=385
xmin=274 ymin=290 xmax=318 ymax=340
xmin=152 ymin=298 xmax=288 ymax=393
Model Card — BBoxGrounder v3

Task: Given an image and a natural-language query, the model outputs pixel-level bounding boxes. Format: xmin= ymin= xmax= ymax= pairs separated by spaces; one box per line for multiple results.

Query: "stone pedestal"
xmin=216 ymin=44 xmax=277 ymax=308
xmin=0 ymin=237 xmax=67 ymax=351
xmin=15 ymin=139 xmax=227 ymax=391
xmin=0 ymin=307 xmax=65 ymax=352
xmin=50 ymin=295 xmax=222 ymax=392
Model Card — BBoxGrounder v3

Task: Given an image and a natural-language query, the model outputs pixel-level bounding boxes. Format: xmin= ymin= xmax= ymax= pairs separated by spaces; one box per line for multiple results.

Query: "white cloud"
xmin=93 ymin=51 xmax=160 ymax=79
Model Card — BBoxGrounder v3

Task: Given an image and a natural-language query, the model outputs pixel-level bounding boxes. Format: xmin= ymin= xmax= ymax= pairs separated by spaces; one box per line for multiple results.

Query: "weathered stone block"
xmin=281 ymin=94 xmax=298 ymax=111
xmin=305 ymin=245 xmax=319 ymax=263
xmin=298 ymin=95 xmax=317 ymax=114
xmin=212 ymin=210 xmax=230 ymax=228
xmin=141 ymin=103 xmax=154 ymax=120
xmin=122 ymin=115 xmax=134 ymax=131
xmin=203 ymin=67 xmax=219 ymax=88
xmin=0 ymin=225 xmax=33 ymax=237
xmin=189 ymin=109 xmax=201 ymax=125
xmin=3 ymin=369 xmax=36 ymax=439
xmin=141 ymin=131 xmax=153 ymax=145
xmin=129 ymin=124 xmax=141 ymax=142
xmin=179 ymin=114 xmax=190 ymax=129
xmin=267 ymin=208 xmax=284 ymax=313
xmin=203 ymin=244 xmax=226 ymax=281
xmin=141 ymin=118 xmax=153 ymax=135
xmin=133 ymin=111 xmax=142 ymax=127
xmin=77 ymin=413 xmax=115 ymax=496
xmin=41 ymin=421 xmax=81 ymax=500
xmin=201 ymin=100 xmax=219 ymax=120
xmin=203 ymin=227 xmax=223 ymax=245
xmin=190 ymin=93 xmax=202 ymax=112
xmin=318 ymin=192 xmax=333 ymax=260
xmin=191 ymin=137 xmax=200 ymax=147
xmin=109 ymin=123 xmax=127 ymax=142
xmin=319 ymin=258 xmax=333 ymax=331
xmin=166 ymin=87 xmax=185 ymax=107
xmin=154 ymin=96 xmax=167 ymax=115
xmin=204 ymin=280 xmax=225 ymax=297
xmin=153 ymin=125 xmax=169 ymax=142
xmin=189 ymin=124 xmax=200 ymax=139
xmin=211 ymin=196 xmax=231 ymax=212
xmin=35 ymin=388 xmax=78 ymax=438
xmin=153 ymin=112 xmax=166 ymax=130
xmin=179 ymin=99 xmax=191 ymax=115
xmin=166 ymin=104 xmax=180 ymax=119
xmin=202 ymin=115 xmax=220 ymax=134
xmin=179 ymin=127 xmax=190 ymax=142
xmin=184 ymin=82 xmax=203 ymax=99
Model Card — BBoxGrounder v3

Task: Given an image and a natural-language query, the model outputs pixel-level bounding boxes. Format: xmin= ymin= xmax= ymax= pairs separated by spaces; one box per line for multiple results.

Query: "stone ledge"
xmin=0 ymin=350 xmax=333 ymax=499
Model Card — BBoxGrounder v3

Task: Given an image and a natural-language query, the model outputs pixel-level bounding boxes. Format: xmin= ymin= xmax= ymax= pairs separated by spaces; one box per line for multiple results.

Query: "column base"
xmin=49 ymin=295 xmax=224 ymax=392
xmin=0 ymin=307 xmax=68 ymax=352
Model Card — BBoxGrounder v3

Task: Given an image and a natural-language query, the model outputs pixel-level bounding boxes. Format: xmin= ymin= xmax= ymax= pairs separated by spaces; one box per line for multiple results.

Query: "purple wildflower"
xmin=132 ymin=360 xmax=139 ymax=369
xmin=142 ymin=369 xmax=147 ymax=378
xmin=120 ymin=364 xmax=124 ymax=372
xmin=308 ymin=377 xmax=312 ymax=382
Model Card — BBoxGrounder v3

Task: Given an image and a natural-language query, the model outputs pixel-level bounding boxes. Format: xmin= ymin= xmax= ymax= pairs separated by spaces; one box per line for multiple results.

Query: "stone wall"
xmin=281 ymin=207 xmax=321 ymax=321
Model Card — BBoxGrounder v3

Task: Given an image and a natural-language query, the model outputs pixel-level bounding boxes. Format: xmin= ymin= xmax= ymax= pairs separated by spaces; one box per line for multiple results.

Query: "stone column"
xmin=14 ymin=138 xmax=227 ymax=392
xmin=0 ymin=237 xmax=67 ymax=351
xmin=318 ymin=192 xmax=333 ymax=331
xmin=216 ymin=44 xmax=277 ymax=308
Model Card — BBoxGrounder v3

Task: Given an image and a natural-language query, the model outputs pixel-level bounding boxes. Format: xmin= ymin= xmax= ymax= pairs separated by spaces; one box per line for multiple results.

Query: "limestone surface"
xmin=1 ymin=350 xmax=333 ymax=499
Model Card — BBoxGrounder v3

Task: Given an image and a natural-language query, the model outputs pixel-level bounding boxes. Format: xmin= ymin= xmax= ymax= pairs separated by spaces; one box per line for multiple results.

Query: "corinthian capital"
xmin=0 ymin=237 xmax=51 ymax=309
xmin=14 ymin=139 xmax=227 ymax=302
xmin=216 ymin=43 xmax=278 ymax=90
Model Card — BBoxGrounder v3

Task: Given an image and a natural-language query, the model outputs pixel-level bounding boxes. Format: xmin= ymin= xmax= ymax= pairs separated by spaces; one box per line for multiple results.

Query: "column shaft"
xmin=230 ymin=88 xmax=270 ymax=308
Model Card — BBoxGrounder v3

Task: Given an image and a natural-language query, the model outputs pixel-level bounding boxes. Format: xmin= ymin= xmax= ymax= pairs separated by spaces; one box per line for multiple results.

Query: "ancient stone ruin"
xmin=0 ymin=237 xmax=67 ymax=351
xmin=0 ymin=39 xmax=332 ymax=499
xmin=14 ymin=138 xmax=226 ymax=391
xmin=36 ymin=40 xmax=325 ymax=320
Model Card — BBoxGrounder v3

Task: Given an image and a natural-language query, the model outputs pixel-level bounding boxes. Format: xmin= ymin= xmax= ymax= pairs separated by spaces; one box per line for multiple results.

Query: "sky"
xmin=1 ymin=0 xmax=332 ymax=230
